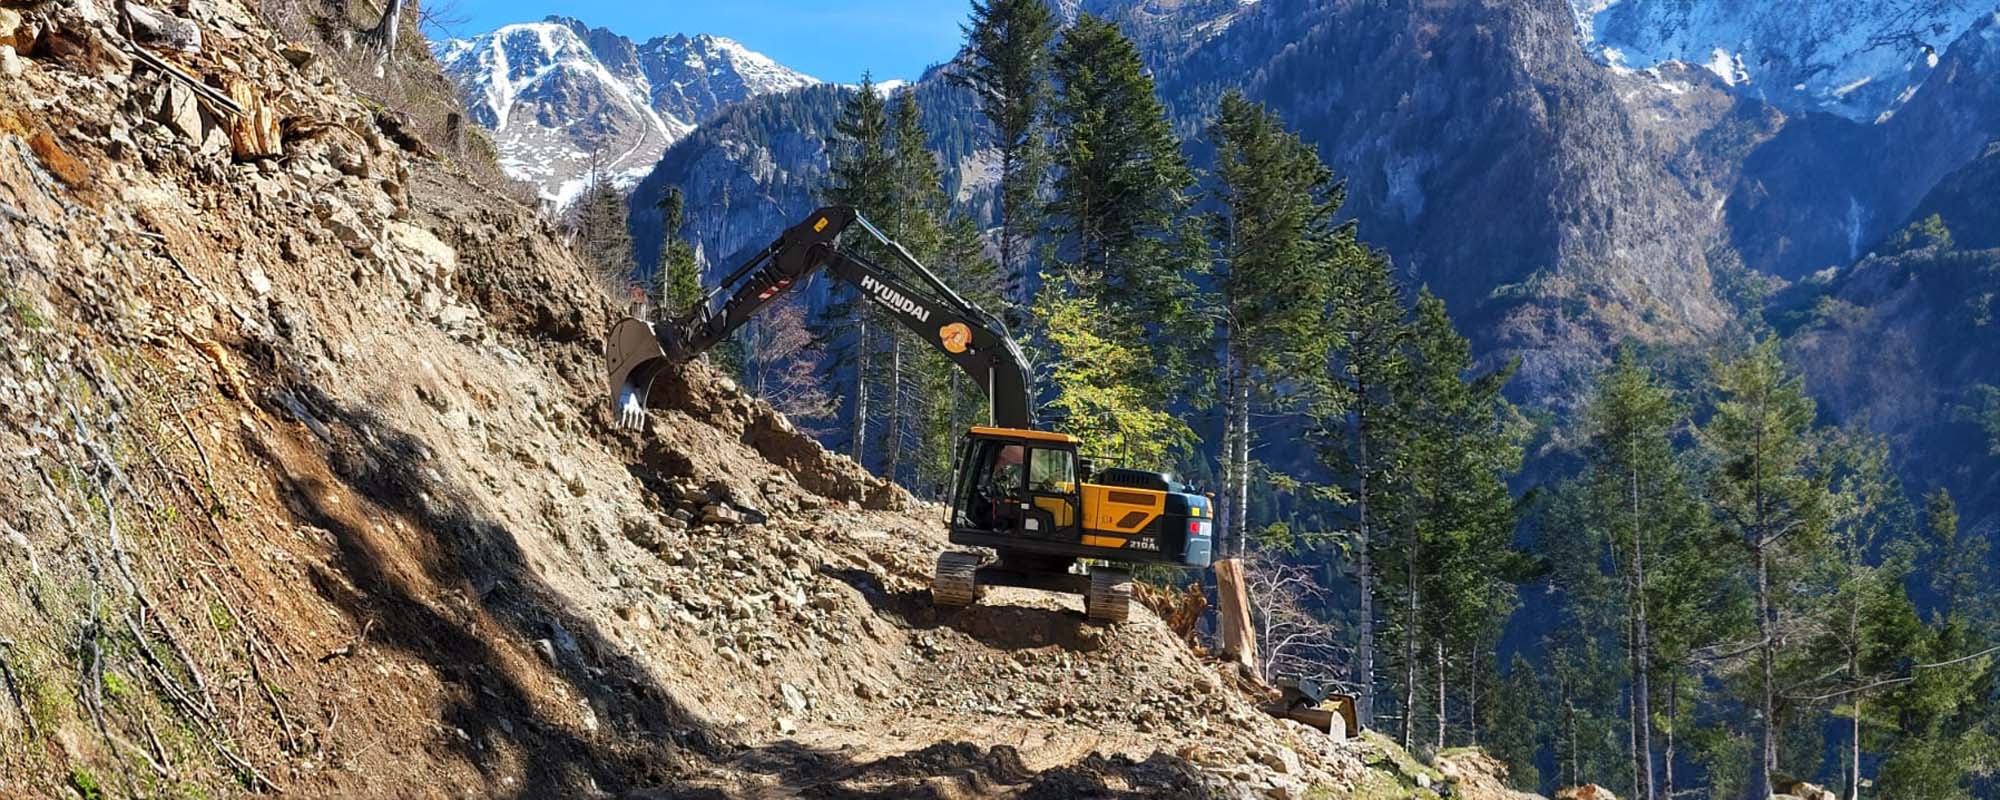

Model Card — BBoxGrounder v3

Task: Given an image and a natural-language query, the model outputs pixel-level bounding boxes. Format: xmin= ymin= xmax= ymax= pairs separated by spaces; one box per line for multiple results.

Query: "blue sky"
xmin=441 ymin=1 xmax=973 ymax=84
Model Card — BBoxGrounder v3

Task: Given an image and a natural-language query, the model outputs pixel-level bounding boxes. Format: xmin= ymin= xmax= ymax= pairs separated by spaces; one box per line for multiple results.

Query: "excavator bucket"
xmin=606 ymin=316 xmax=671 ymax=430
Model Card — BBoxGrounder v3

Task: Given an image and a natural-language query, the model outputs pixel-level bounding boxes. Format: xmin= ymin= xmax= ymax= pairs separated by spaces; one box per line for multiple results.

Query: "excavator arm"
xmin=607 ymin=206 xmax=1034 ymax=430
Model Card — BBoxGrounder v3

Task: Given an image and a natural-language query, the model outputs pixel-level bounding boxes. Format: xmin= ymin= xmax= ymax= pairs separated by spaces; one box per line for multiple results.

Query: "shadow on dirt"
xmin=821 ymin=566 xmax=1112 ymax=653
xmin=636 ymin=740 xmax=1209 ymax=799
xmin=244 ymin=382 xmax=1199 ymax=797
xmin=246 ymin=387 xmax=711 ymax=797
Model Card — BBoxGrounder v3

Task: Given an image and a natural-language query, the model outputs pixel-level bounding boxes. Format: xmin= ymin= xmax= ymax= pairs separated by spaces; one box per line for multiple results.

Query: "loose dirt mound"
xmin=0 ymin=0 xmax=1397 ymax=797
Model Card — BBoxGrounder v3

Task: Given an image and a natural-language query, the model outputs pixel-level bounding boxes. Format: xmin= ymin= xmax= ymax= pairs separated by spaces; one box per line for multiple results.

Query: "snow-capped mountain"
xmin=1569 ymin=1 xmax=1997 ymax=122
xmin=433 ymin=17 xmax=818 ymax=205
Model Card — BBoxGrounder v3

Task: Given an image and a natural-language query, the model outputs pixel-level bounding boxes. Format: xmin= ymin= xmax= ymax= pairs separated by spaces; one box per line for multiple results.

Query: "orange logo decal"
xmin=938 ymin=322 xmax=972 ymax=354
xmin=813 ymin=217 xmax=829 ymax=232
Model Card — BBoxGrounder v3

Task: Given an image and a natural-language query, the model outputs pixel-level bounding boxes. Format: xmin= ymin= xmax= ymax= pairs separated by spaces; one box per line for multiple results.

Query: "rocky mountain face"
xmin=1154 ymin=0 xmax=1751 ymax=400
xmin=1570 ymin=0 xmax=1992 ymax=122
xmin=1775 ymin=142 xmax=2000 ymax=537
xmin=1721 ymin=12 xmax=2000 ymax=282
xmin=435 ymin=16 xmax=816 ymax=205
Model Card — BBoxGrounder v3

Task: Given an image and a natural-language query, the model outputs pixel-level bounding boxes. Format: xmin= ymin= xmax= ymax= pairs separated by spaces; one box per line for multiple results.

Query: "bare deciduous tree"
xmin=741 ymin=300 xmax=837 ymax=425
xmin=1243 ymin=557 xmax=1355 ymax=691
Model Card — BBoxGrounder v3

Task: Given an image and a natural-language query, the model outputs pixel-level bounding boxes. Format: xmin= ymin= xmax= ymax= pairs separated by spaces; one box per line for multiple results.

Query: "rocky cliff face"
xmin=435 ymin=16 xmax=816 ymax=205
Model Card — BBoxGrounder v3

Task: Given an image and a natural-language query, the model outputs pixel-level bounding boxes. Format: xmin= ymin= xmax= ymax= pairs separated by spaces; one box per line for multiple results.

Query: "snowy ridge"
xmin=1567 ymin=0 xmax=1994 ymax=122
xmin=433 ymin=17 xmax=818 ymax=205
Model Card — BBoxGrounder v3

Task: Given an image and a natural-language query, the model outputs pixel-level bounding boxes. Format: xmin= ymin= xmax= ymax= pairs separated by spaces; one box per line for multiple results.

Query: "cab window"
xmin=1028 ymin=448 xmax=1075 ymax=493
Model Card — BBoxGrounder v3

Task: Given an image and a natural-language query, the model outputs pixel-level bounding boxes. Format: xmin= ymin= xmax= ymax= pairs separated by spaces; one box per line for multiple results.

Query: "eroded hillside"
xmin=0 ymin=1 xmax=1537 ymax=797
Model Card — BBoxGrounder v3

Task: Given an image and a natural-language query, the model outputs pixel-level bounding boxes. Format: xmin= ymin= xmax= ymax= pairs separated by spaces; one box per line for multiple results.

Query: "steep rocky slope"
xmin=0 ymin=1 xmax=1532 ymax=797
xmin=1773 ymin=142 xmax=2000 ymax=538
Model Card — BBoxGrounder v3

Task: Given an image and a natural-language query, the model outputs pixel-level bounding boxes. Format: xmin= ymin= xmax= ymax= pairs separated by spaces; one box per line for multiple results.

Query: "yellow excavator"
xmin=605 ymin=207 xmax=1213 ymax=622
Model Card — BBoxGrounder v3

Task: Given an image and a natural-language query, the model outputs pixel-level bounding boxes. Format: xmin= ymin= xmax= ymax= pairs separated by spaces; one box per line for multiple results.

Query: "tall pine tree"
xmin=956 ymin=0 xmax=1055 ymax=323
xmin=1038 ymin=14 xmax=1203 ymax=463
xmin=1702 ymin=339 xmax=1831 ymax=800
xmin=820 ymin=76 xmax=895 ymax=464
xmin=1318 ymin=248 xmax=1412 ymax=730
xmin=651 ymin=186 xmax=702 ymax=319
xmin=1207 ymin=90 xmax=1354 ymax=560
xmin=1562 ymin=349 xmax=1713 ymax=800
xmin=1394 ymin=290 xmax=1523 ymax=752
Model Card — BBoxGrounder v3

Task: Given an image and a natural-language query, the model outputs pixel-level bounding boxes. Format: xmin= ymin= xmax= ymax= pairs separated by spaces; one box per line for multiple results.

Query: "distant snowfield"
xmin=1568 ymin=0 xmax=1991 ymax=122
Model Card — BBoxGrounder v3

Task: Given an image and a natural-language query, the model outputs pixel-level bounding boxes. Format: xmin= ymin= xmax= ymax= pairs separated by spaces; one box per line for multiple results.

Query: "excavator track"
xmin=1085 ymin=566 xmax=1133 ymax=623
xmin=932 ymin=551 xmax=982 ymax=608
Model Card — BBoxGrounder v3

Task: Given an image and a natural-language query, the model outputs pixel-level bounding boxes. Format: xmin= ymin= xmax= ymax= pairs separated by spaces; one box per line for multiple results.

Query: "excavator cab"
xmin=936 ymin=426 xmax=1213 ymax=622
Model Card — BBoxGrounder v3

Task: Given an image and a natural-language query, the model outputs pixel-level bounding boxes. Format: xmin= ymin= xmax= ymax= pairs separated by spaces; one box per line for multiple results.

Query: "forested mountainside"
xmin=621 ymin=0 xmax=2000 ymax=404
xmin=1774 ymin=142 xmax=2000 ymax=542
xmin=434 ymin=16 xmax=816 ymax=204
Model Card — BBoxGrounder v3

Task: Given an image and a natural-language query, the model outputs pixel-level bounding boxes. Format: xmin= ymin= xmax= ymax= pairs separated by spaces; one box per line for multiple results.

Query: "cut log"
xmin=1214 ymin=558 xmax=1257 ymax=670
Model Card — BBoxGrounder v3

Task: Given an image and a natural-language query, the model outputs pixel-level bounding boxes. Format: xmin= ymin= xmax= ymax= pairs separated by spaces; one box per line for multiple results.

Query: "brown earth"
xmin=0 ymin=0 xmax=1534 ymax=797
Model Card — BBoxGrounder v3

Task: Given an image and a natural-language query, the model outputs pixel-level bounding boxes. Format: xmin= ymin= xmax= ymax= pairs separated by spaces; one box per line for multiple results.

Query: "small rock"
xmin=1256 ymin=746 xmax=1299 ymax=776
xmin=243 ymin=265 xmax=272 ymax=296
xmin=278 ymin=41 xmax=318 ymax=69
xmin=154 ymin=83 xmax=205 ymax=144
xmin=0 ymin=45 xmax=20 ymax=80
xmin=779 ymin=682 xmax=808 ymax=714
xmin=775 ymin=717 xmax=797 ymax=735
xmin=125 ymin=3 xmax=202 ymax=52
xmin=0 ymin=9 xmax=22 ymax=49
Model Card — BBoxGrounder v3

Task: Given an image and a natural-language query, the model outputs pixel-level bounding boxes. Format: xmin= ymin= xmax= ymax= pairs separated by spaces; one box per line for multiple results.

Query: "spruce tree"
xmin=1702 ymin=339 xmax=1831 ymax=800
xmin=1394 ymin=290 xmax=1523 ymax=752
xmin=1207 ymin=90 xmax=1353 ymax=561
xmin=652 ymin=186 xmax=703 ymax=319
xmin=873 ymin=91 xmax=949 ymax=483
xmin=570 ymin=151 xmax=636 ymax=295
xmin=1038 ymin=13 xmax=1203 ymax=464
xmin=820 ymin=76 xmax=895 ymax=464
xmin=1487 ymin=654 xmax=1546 ymax=791
xmin=1568 ymin=348 xmax=1709 ymax=800
xmin=1921 ymin=489 xmax=1993 ymax=628
xmin=957 ymin=0 xmax=1055 ymax=322
xmin=1318 ymin=248 xmax=1411 ymax=730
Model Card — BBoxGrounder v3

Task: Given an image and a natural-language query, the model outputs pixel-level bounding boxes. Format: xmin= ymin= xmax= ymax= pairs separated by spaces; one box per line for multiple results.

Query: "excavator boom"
xmin=607 ymin=207 xmax=1033 ymax=429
